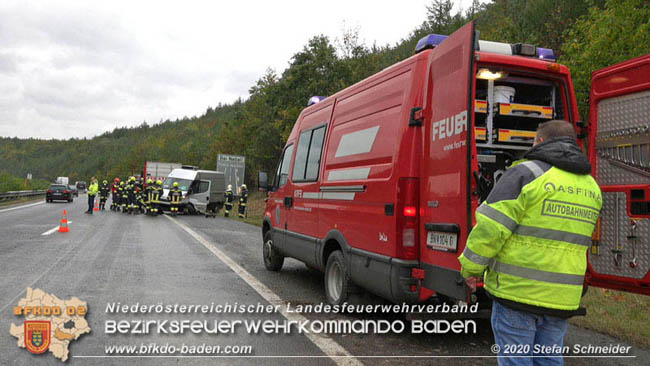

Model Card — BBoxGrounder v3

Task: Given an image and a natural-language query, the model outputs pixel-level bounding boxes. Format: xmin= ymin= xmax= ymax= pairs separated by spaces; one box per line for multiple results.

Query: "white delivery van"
xmin=160 ymin=168 xmax=226 ymax=214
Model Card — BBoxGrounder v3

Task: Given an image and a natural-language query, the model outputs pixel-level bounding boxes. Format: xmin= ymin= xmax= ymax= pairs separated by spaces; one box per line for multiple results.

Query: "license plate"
xmin=427 ymin=231 xmax=458 ymax=252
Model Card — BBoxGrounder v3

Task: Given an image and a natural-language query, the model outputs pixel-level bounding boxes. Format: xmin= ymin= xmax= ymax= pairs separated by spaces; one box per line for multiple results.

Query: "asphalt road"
xmin=0 ymin=197 xmax=647 ymax=365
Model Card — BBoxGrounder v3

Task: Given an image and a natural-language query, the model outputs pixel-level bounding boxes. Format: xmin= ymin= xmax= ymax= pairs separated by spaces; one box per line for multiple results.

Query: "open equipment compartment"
xmin=473 ymin=68 xmax=566 ymax=202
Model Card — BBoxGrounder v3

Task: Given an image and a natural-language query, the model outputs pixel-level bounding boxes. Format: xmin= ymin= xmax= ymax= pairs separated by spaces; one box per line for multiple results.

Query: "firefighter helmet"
xmin=241 ymin=184 xmax=247 ymax=190
xmin=227 ymin=184 xmax=232 ymax=191
xmin=156 ymin=180 xmax=162 ymax=185
xmin=173 ymin=182 xmax=179 ymax=187
xmin=147 ymin=179 xmax=153 ymax=184
xmin=114 ymin=177 xmax=120 ymax=183
xmin=103 ymin=180 xmax=107 ymax=184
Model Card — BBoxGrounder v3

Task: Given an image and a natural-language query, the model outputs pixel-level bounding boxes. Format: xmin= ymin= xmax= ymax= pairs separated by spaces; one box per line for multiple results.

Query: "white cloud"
xmin=0 ymin=0 xmax=481 ymax=139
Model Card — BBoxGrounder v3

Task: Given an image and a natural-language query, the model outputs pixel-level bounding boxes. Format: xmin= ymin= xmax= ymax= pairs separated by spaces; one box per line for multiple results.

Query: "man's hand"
xmin=465 ymin=277 xmax=479 ymax=293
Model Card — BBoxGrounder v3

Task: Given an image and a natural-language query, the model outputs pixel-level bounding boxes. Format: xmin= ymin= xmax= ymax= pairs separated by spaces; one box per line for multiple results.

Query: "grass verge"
xmin=569 ymin=287 xmax=650 ymax=348
xmin=216 ymin=191 xmax=265 ymax=227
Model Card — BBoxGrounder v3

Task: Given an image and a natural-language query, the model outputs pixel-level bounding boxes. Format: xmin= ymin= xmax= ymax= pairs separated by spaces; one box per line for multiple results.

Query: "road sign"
xmin=217 ymin=154 xmax=245 ymax=192
xmin=27 ymin=174 xmax=32 ymax=180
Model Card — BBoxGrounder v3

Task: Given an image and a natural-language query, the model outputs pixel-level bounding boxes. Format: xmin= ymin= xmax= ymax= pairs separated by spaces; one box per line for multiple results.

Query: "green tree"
xmin=561 ymin=0 xmax=650 ymax=119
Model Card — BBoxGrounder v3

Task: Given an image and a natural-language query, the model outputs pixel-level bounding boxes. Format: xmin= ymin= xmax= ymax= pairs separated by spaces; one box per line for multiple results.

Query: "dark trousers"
xmin=87 ymin=195 xmax=95 ymax=212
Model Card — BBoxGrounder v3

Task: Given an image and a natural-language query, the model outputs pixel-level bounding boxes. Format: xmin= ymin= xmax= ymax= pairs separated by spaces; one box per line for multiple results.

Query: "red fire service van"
xmin=258 ymin=21 xmax=650 ymax=308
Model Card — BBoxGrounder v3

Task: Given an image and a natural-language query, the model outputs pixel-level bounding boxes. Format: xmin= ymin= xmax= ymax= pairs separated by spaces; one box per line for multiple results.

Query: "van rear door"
xmin=586 ymin=54 xmax=650 ymax=295
xmin=419 ymin=21 xmax=477 ymax=301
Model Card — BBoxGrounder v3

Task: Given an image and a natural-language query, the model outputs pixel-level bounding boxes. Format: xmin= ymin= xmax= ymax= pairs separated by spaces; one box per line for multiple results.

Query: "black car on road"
xmin=68 ymin=185 xmax=79 ymax=197
xmin=46 ymin=184 xmax=73 ymax=203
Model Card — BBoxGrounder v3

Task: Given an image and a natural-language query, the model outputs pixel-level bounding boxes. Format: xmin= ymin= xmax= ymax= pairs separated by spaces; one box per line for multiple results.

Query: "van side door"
xmin=286 ymin=123 xmax=328 ymax=267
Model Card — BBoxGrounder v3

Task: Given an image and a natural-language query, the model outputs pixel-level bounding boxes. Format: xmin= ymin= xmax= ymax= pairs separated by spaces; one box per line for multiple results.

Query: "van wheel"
xmin=325 ymin=251 xmax=353 ymax=305
xmin=263 ymin=232 xmax=284 ymax=271
xmin=187 ymin=204 xmax=196 ymax=215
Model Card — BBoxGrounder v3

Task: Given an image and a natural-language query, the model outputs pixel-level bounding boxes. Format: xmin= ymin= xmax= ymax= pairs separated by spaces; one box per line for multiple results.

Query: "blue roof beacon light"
xmin=307 ymin=96 xmax=326 ymax=106
xmin=414 ymin=34 xmax=448 ymax=54
xmin=536 ymin=47 xmax=557 ymax=62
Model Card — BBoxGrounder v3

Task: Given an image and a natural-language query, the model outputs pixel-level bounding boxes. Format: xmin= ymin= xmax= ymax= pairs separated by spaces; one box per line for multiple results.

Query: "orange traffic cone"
xmin=93 ymin=199 xmax=99 ymax=211
xmin=58 ymin=210 xmax=69 ymax=233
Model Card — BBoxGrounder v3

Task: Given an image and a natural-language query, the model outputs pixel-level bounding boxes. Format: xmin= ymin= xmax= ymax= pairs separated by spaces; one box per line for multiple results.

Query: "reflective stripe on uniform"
xmin=478 ymin=204 xmax=591 ymax=246
xmin=519 ymin=160 xmax=545 ymax=178
xmin=462 ymin=247 xmax=492 ymax=266
xmin=489 ymin=260 xmax=584 ymax=286
xmin=514 ymin=225 xmax=592 ymax=247
xmin=477 ymin=204 xmax=517 ymax=232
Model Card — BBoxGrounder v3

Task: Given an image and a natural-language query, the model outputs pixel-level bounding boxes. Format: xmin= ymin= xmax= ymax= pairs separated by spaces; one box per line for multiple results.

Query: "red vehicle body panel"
xmin=585 ymin=54 xmax=650 ymax=295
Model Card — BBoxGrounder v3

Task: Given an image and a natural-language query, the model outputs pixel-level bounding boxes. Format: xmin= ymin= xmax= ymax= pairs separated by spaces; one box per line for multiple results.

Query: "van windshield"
xmin=163 ymin=178 xmax=191 ymax=191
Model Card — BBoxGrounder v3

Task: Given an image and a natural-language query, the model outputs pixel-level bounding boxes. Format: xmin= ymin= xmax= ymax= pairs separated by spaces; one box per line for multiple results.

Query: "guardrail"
xmin=0 ymin=190 xmax=47 ymax=202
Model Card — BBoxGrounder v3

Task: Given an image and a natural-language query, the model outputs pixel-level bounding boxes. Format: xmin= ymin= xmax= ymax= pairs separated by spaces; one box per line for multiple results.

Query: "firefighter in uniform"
xmin=150 ymin=180 xmax=162 ymax=216
xmin=125 ymin=177 xmax=135 ymax=214
xmin=238 ymin=184 xmax=248 ymax=219
xmin=99 ymin=180 xmax=110 ymax=210
xmin=145 ymin=179 xmax=154 ymax=215
xmin=169 ymin=182 xmax=182 ymax=216
xmin=119 ymin=181 xmax=127 ymax=213
xmin=224 ymin=185 xmax=234 ymax=217
xmin=136 ymin=182 xmax=147 ymax=214
xmin=111 ymin=178 xmax=120 ymax=211
xmin=458 ymin=121 xmax=602 ymax=365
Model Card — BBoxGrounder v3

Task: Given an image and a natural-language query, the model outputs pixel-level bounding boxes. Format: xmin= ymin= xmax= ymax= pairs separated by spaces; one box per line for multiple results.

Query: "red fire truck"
xmin=259 ymin=21 xmax=650 ymax=306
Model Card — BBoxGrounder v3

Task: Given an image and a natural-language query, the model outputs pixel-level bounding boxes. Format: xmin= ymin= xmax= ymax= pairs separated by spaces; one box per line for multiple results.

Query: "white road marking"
xmin=0 ymin=201 xmax=45 ymax=213
xmin=41 ymin=221 xmax=72 ymax=236
xmin=166 ymin=216 xmax=362 ymax=366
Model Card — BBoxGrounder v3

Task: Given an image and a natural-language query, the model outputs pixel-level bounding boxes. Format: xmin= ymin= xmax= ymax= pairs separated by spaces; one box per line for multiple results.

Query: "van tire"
xmin=263 ymin=232 xmax=284 ymax=271
xmin=325 ymin=251 xmax=353 ymax=305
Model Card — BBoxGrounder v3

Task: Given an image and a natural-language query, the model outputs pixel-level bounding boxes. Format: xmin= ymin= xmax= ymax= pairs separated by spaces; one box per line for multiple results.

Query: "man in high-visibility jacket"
xmin=224 ymin=185 xmax=234 ymax=217
xmin=458 ymin=120 xmax=602 ymax=365
xmin=169 ymin=182 xmax=182 ymax=216
xmin=238 ymin=184 xmax=248 ymax=219
xmin=85 ymin=177 xmax=99 ymax=214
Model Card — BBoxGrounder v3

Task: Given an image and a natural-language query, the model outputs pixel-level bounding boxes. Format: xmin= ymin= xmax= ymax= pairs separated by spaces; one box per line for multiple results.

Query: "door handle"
xmin=284 ymin=197 xmax=293 ymax=208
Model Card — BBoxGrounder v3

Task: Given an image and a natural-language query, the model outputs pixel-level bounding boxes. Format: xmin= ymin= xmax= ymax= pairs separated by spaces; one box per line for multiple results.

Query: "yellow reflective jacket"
xmin=459 ymin=137 xmax=602 ymax=315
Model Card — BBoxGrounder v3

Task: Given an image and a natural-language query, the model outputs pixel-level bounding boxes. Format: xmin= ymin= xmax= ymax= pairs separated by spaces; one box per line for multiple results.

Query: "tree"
xmin=561 ymin=0 xmax=650 ymax=119
xmin=426 ymin=0 xmax=455 ymax=34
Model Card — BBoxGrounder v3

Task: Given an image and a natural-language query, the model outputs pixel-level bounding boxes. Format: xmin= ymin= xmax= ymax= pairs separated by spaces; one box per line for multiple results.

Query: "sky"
xmin=0 ymin=0 xmax=482 ymax=139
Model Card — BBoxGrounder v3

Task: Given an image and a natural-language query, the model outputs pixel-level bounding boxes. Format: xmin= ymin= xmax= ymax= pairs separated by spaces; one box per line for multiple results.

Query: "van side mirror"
xmin=258 ymin=171 xmax=269 ymax=192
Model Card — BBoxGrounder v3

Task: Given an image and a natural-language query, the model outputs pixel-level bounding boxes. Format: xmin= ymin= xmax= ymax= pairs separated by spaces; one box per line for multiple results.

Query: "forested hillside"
xmin=1 ymin=0 xmax=648 ymax=187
